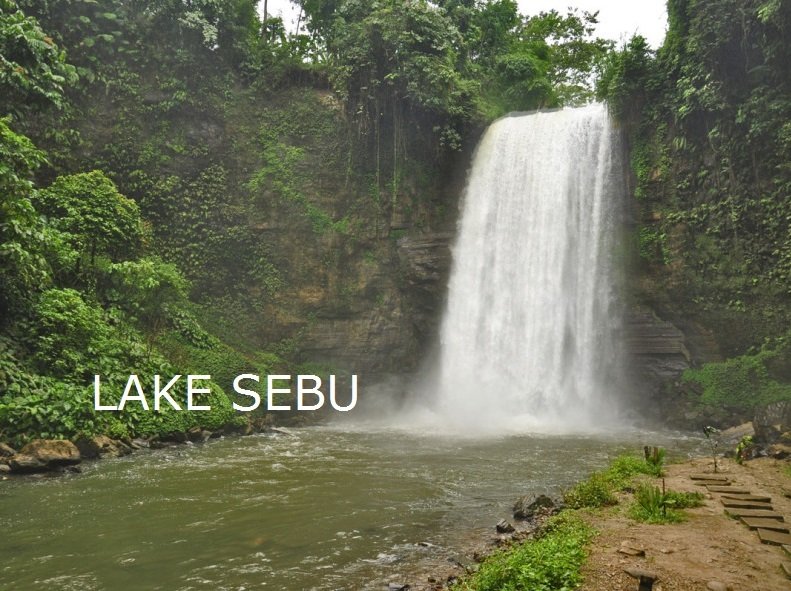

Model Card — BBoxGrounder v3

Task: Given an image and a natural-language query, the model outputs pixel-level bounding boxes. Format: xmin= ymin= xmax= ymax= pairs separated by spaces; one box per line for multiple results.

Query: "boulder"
xmin=624 ymin=567 xmax=658 ymax=591
xmin=18 ymin=439 xmax=80 ymax=467
xmin=496 ymin=519 xmax=515 ymax=534
xmin=74 ymin=436 xmax=101 ymax=459
xmin=162 ymin=431 xmax=188 ymax=444
xmin=719 ymin=422 xmax=754 ymax=447
xmin=768 ymin=443 xmax=791 ymax=459
xmin=0 ymin=442 xmax=16 ymax=457
xmin=187 ymin=426 xmax=204 ymax=443
xmin=513 ymin=494 xmax=555 ymax=520
xmin=0 ymin=463 xmax=11 ymax=474
xmin=754 ymin=401 xmax=791 ymax=444
xmin=8 ymin=454 xmax=46 ymax=473
xmin=75 ymin=435 xmax=132 ymax=459
xmin=224 ymin=420 xmax=254 ymax=436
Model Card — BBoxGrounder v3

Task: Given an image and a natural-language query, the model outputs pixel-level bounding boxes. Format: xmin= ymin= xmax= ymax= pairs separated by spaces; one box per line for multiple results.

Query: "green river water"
xmin=1 ymin=426 xmax=702 ymax=590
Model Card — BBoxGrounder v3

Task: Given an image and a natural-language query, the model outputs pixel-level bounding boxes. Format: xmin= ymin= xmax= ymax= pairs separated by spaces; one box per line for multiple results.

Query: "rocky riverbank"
xmin=0 ymin=417 xmax=293 ymax=477
xmin=390 ymin=454 xmax=791 ymax=591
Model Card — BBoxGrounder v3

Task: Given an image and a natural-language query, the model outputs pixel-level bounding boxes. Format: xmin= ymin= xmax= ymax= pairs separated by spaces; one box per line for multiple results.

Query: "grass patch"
xmin=564 ymin=472 xmax=617 ymax=509
xmin=452 ymin=512 xmax=593 ymax=591
xmin=563 ymin=453 xmax=665 ymax=509
xmin=629 ymin=484 xmax=704 ymax=524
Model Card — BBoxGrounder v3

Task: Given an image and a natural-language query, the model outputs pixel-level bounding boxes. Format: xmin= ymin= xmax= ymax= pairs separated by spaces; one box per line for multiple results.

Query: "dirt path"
xmin=580 ymin=457 xmax=791 ymax=591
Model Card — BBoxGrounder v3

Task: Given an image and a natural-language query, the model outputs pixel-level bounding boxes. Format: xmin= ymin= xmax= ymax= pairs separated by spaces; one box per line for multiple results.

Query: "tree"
xmin=518 ymin=9 xmax=613 ymax=105
xmin=327 ymin=0 xmax=475 ymax=149
xmin=106 ymin=257 xmax=190 ymax=356
xmin=123 ymin=0 xmax=261 ymax=67
xmin=34 ymin=171 xmax=144 ymax=273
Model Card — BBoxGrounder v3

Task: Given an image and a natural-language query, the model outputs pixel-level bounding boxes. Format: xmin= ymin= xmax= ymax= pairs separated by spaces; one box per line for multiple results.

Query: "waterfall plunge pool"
xmin=1 ymin=426 xmax=703 ymax=590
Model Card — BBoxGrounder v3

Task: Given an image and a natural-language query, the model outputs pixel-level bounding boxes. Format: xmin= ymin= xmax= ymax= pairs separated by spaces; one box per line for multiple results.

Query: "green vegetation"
xmin=629 ymin=483 xmax=703 ymax=524
xmin=597 ymin=0 xmax=791 ymax=417
xmin=684 ymin=348 xmax=791 ymax=416
xmin=563 ymin=453 xmax=663 ymax=509
xmin=455 ymin=452 xmax=700 ymax=590
xmin=452 ymin=512 xmax=593 ymax=591
xmin=0 ymin=0 xmax=618 ymax=445
xmin=4 ymin=0 xmax=789 ymax=445
xmin=735 ymin=435 xmax=756 ymax=464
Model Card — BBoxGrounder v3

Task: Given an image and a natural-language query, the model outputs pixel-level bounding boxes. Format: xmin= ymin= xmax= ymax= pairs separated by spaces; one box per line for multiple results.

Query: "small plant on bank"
xmin=629 ymin=481 xmax=704 ymax=524
xmin=643 ymin=446 xmax=666 ymax=476
xmin=703 ymin=426 xmax=721 ymax=473
xmin=735 ymin=435 xmax=756 ymax=464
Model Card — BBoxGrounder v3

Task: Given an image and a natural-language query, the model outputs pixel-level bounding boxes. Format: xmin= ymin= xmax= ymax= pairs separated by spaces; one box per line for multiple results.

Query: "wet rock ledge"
xmin=0 ymin=419 xmax=284 ymax=477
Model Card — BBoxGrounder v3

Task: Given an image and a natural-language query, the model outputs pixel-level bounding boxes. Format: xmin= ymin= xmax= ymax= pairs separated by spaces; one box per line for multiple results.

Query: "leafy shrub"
xmin=609 ymin=453 xmax=663 ymax=482
xmin=645 ymin=447 xmax=666 ymax=476
xmin=32 ymin=288 xmax=110 ymax=379
xmin=0 ymin=378 xmax=99 ymax=447
xmin=735 ymin=435 xmax=756 ymax=464
xmin=564 ymin=472 xmax=617 ymax=509
xmin=664 ymin=489 xmax=704 ymax=509
xmin=683 ymin=350 xmax=791 ymax=416
xmin=629 ymin=484 xmax=702 ymax=524
xmin=118 ymin=378 xmax=235 ymax=436
xmin=629 ymin=484 xmax=682 ymax=524
xmin=452 ymin=512 xmax=593 ymax=591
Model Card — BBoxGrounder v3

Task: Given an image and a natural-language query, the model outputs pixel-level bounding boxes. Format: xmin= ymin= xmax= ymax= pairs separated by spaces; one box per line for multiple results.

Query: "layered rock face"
xmin=291 ymin=232 xmax=454 ymax=377
xmin=624 ymin=308 xmax=691 ymax=396
xmin=396 ymin=233 xmax=453 ymax=344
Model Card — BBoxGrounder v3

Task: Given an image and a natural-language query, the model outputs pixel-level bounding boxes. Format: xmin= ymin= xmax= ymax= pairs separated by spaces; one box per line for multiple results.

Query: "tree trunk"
xmin=263 ymin=0 xmax=268 ymax=42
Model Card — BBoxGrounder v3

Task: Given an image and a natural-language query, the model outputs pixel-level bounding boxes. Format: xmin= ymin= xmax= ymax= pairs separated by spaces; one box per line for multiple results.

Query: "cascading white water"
xmin=435 ymin=104 xmax=625 ymax=430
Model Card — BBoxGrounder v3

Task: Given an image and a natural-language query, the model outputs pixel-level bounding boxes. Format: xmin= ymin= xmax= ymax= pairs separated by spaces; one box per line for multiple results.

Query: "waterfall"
xmin=435 ymin=104 xmax=625 ymax=431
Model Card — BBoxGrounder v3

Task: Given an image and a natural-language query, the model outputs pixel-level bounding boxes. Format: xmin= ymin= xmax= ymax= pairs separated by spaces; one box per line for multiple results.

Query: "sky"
xmin=258 ymin=0 xmax=668 ymax=48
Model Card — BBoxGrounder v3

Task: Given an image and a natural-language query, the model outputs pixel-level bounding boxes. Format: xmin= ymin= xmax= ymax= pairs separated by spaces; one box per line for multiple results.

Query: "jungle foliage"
xmin=0 ymin=0 xmax=611 ymax=443
xmin=597 ymin=0 xmax=791 ymax=415
xmin=5 ymin=0 xmax=791 ymax=442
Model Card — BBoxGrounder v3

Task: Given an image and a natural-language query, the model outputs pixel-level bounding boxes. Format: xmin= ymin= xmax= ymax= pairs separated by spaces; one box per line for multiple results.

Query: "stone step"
xmin=721 ymin=493 xmax=772 ymax=502
xmin=725 ymin=508 xmax=785 ymax=520
xmin=740 ymin=517 xmax=790 ymax=532
xmin=707 ymin=486 xmax=750 ymax=493
xmin=721 ymin=499 xmax=774 ymax=510
xmin=757 ymin=528 xmax=791 ymax=546
xmin=784 ymin=545 xmax=791 ymax=557
xmin=694 ymin=480 xmax=731 ymax=486
xmin=691 ymin=474 xmax=729 ymax=481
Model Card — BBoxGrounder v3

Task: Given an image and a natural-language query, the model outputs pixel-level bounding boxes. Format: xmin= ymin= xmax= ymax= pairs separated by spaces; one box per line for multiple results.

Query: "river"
xmin=1 ymin=426 xmax=702 ymax=590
